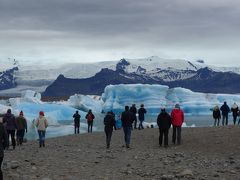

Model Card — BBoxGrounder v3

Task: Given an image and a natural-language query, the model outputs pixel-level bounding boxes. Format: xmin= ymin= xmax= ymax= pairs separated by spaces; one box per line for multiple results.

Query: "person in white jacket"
xmin=35 ymin=111 xmax=48 ymax=148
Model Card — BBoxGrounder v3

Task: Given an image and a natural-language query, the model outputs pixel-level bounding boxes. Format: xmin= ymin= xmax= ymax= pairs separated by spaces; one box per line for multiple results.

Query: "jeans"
xmin=159 ymin=128 xmax=169 ymax=146
xmin=214 ymin=118 xmax=220 ymax=126
xmin=138 ymin=120 xmax=144 ymax=129
xmin=88 ymin=121 xmax=93 ymax=133
xmin=172 ymin=126 xmax=181 ymax=145
xmin=104 ymin=127 xmax=113 ymax=147
xmin=16 ymin=129 xmax=25 ymax=145
xmin=133 ymin=116 xmax=137 ymax=129
xmin=74 ymin=124 xmax=80 ymax=134
xmin=233 ymin=116 xmax=237 ymax=125
xmin=123 ymin=126 xmax=132 ymax=146
xmin=38 ymin=130 xmax=46 ymax=147
xmin=222 ymin=115 xmax=228 ymax=126
xmin=7 ymin=130 xmax=16 ymax=149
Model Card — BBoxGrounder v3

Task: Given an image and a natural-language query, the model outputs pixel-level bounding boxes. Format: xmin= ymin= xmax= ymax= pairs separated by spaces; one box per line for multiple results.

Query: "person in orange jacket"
xmin=171 ymin=104 xmax=184 ymax=145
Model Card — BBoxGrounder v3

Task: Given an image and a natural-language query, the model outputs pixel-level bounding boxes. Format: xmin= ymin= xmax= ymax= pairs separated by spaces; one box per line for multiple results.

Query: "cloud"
xmin=0 ymin=0 xmax=240 ymax=65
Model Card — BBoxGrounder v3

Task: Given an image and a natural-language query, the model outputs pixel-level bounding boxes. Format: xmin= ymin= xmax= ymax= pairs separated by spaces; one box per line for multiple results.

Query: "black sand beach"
xmin=3 ymin=126 xmax=240 ymax=180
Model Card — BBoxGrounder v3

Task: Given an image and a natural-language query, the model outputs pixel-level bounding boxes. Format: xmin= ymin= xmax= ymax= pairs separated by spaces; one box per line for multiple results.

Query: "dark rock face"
xmin=0 ymin=67 xmax=18 ymax=90
xmin=43 ymin=66 xmax=240 ymax=97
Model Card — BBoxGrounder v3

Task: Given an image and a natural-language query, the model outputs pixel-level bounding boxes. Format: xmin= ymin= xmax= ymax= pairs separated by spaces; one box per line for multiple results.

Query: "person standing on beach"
xmin=231 ymin=103 xmax=239 ymax=125
xmin=3 ymin=109 xmax=17 ymax=150
xmin=85 ymin=109 xmax=95 ymax=133
xmin=35 ymin=111 xmax=48 ymax=148
xmin=171 ymin=104 xmax=184 ymax=145
xmin=73 ymin=111 xmax=81 ymax=134
xmin=104 ymin=111 xmax=116 ymax=148
xmin=220 ymin=101 xmax=230 ymax=126
xmin=0 ymin=121 xmax=7 ymax=180
xmin=121 ymin=106 xmax=134 ymax=148
xmin=15 ymin=111 xmax=28 ymax=145
xmin=138 ymin=104 xmax=146 ymax=130
xmin=157 ymin=107 xmax=171 ymax=147
xmin=212 ymin=105 xmax=221 ymax=126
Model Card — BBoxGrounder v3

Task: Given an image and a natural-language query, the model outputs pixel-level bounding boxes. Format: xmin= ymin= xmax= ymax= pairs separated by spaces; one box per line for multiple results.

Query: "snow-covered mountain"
xmin=0 ymin=58 xmax=18 ymax=91
xmin=1 ymin=56 xmax=240 ymax=96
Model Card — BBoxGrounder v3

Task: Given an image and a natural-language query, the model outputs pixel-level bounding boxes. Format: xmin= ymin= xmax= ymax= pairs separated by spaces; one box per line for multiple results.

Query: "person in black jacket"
xmin=121 ymin=106 xmax=134 ymax=148
xmin=130 ymin=104 xmax=137 ymax=129
xmin=0 ymin=122 xmax=8 ymax=180
xmin=73 ymin=111 xmax=81 ymax=134
xmin=3 ymin=109 xmax=16 ymax=150
xmin=104 ymin=111 xmax=116 ymax=148
xmin=212 ymin=105 xmax=221 ymax=126
xmin=157 ymin=108 xmax=171 ymax=147
xmin=138 ymin=104 xmax=147 ymax=130
xmin=220 ymin=102 xmax=230 ymax=126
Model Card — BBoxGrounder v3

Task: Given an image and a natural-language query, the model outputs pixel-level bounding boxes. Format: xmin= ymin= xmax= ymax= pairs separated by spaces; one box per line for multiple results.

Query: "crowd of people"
xmin=101 ymin=103 xmax=184 ymax=149
xmin=212 ymin=101 xmax=240 ymax=126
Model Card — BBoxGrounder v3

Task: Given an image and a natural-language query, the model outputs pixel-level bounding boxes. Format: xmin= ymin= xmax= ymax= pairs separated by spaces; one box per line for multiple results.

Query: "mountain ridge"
xmin=1 ymin=56 xmax=240 ymax=96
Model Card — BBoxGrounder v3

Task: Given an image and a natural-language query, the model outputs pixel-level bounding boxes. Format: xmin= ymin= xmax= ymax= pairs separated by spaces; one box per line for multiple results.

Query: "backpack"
xmin=86 ymin=113 xmax=94 ymax=122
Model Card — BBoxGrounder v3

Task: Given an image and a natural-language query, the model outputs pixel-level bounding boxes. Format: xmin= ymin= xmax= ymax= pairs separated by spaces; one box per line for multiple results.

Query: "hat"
xmin=175 ymin=104 xmax=180 ymax=109
xmin=7 ymin=109 xmax=11 ymax=114
xmin=19 ymin=111 xmax=24 ymax=116
xmin=39 ymin=111 xmax=44 ymax=116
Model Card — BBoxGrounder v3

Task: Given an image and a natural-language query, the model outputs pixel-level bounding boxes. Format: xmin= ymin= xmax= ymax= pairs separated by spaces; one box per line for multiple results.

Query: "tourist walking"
xmin=212 ymin=105 xmax=221 ymax=126
xmin=231 ymin=103 xmax=239 ymax=125
xmin=130 ymin=104 xmax=137 ymax=129
xmin=220 ymin=102 xmax=230 ymax=126
xmin=121 ymin=106 xmax=134 ymax=148
xmin=85 ymin=109 xmax=95 ymax=133
xmin=171 ymin=104 xmax=184 ymax=145
xmin=157 ymin=108 xmax=171 ymax=147
xmin=15 ymin=111 xmax=28 ymax=145
xmin=35 ymin=111 xmax=48 ymax=148
xmin=0 ymin=122 xmax=7 ymax=180
xmin=3 ymin=109 xmax=17 ymax=150
xmin=138 ymin=104 xmax=146 ymax=130
xmin=104 ymin=111 xmax=116 ymax=148
xmin=73 ymin=111 xmax=81 ymax=134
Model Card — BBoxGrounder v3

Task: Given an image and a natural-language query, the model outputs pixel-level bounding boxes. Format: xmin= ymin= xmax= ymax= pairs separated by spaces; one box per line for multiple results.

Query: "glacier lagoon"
xmin=1 ymin=84 xmax=240 ymax=140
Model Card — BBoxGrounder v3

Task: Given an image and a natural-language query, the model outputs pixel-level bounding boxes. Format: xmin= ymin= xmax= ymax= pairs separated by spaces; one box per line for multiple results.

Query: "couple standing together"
xmin=103 ymin=105 xmax=146 ymax=149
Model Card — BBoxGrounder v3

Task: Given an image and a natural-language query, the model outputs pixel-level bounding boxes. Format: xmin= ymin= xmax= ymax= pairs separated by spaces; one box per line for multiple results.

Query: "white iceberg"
xmin=67 ymin=94 xmax=102 ymax=113
xmin=102 ymin=84 xmax=240 ymax=115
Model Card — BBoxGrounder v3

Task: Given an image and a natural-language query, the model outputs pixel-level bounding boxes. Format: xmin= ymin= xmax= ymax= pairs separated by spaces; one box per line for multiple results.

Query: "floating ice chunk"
xmin=67 ymin=94 xmax=102 ymax=112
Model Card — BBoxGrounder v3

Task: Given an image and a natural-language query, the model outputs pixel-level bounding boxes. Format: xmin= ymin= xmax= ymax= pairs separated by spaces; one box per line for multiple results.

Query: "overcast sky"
xmin=0 ymin=0 xmax=240 ymax=66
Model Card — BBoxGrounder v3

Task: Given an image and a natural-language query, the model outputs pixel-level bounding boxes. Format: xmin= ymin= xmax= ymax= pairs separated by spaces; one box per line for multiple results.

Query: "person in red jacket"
xmin=171 ymin=104 xmax=184 ymax=145
xmin=85 ymin=109 xmax=95 ymax=133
